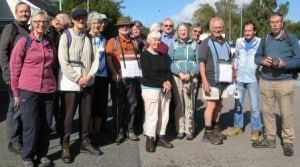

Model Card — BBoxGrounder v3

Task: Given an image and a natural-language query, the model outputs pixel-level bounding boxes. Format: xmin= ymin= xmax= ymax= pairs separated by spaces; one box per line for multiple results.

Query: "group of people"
xmin=0 ymin=2 xmax=300 ymax=167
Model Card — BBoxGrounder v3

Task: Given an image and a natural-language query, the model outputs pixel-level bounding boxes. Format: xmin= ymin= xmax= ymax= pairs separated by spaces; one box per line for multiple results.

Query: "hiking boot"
xmin=80 ymin=139 xmax=101 ymax=156
xmin=251 ymin=131 xmax=260 ymax=142
xmin=283 ymin=143 xmax=293 ymax=156
xmin=252 ymin=137 xmax=276 ymax=148
xmin=39 ymin=157 xmax=52 ymax=167
xmin=8 ymin=142 xmax=22 ymax=155
xmin=146 ymin=136 xmax=155 ymax=153
xmin=202 ymin=130 xmax=223 ymax=145
xmin=213 ymin=127 xmax=227 ymax=140
xmin=176 ymin=133 xmax=185 ymax=139
xmin=61 ymin=145 xmax=72 ymax=164
xmin=128 ymin=132 xmax=140 ymax=141
xmin=186 ymin=134 xmax=194 ymax=140
xmin=157 ymin=137 xmax=173 ymax=148
xmin=22 ymin=160 xmax=34 ymax=167
xmin=227 ymin=127 xmax=243 ymax=137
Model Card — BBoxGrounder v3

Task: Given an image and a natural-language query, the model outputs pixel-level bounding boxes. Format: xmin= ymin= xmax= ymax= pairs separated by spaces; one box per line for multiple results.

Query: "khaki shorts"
xmin=202 ymin=87 xmax=228 ymax=100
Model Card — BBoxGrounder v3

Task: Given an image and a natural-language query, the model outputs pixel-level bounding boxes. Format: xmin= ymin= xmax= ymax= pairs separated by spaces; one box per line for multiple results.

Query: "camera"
xmin=271 ymin=57 xmax=280 ymax=66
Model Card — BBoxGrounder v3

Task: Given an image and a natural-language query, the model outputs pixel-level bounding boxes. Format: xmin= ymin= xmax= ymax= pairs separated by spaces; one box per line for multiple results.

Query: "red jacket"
xmin=10 ymin=33 xmax=56 ymax=97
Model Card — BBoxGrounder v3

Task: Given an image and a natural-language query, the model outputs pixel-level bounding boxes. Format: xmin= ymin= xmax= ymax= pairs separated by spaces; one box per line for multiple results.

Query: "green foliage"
xmin=192 ymin=0 xmax=299 ymax=41
xmin=243 ymin=0 xmax=289 ymax=37
xmin=192 ymin=4 xmax=216 ymax=33
xmin=53 ymin=0 xmax=124 ymax=38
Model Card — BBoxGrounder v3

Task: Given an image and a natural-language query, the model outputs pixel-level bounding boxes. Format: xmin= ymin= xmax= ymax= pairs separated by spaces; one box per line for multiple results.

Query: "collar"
xmin=162 ymin=31 xmax=174 ymax=38
xmin=118 ymin=35 xmax=132 ymax=43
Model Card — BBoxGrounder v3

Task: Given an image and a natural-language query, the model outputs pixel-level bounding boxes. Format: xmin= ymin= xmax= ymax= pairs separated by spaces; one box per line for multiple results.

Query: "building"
xmin=0 ymin=0 xmax=60 ymax=32
xmin=0 ymin=0 xmax=60 ymax=91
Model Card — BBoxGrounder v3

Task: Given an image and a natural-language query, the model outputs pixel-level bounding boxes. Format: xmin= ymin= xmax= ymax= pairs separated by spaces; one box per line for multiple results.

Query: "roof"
xmin=27 ymin=0 xmax=60 ymax=16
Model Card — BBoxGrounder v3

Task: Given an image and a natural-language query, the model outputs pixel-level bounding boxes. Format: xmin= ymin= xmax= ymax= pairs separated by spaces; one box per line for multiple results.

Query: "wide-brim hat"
xmin=115 ymin=16 xmax=132 ymax=26
xmin=71 ymin=8 xmax=88 ymax=18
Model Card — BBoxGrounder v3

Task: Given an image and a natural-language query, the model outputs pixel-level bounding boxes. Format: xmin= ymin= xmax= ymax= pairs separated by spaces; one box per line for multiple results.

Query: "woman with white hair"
xmin=87 ymin=11 xmax=108 ymax=147
xmin=146 ymin=23 xmax=169 ymax=56
xmin=10 ymin=10 xmax=55 ymax=167
xmin=141 ymin=31 xmax=173 ymax=152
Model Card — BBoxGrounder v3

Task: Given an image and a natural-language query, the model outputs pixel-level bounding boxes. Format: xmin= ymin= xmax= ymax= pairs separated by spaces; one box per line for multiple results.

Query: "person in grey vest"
xmin=0 ymin=2 xmax=31 ymax=155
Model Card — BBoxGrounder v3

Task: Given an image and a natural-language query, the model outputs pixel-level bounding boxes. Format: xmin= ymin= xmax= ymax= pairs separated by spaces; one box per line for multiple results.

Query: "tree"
xmin=215 ymin=0 xmax=239 ymax=41
xmin=53 ymin=0 xmax=124 ymax=38
xmin=243 ymin=0 xmax=289 ymax=37
xmin=193 ymin=3 xmax=216 ymax=33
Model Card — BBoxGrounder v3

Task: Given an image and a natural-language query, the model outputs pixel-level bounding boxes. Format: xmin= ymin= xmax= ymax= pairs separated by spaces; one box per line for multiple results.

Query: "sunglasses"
xmin=164 ymin=24 xmax=173 ymax=28
xmin=193 ymin=30 xmax=202 ymax=34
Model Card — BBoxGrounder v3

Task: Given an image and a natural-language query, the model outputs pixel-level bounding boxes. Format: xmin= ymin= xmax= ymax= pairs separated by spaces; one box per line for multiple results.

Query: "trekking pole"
xmin=115 ymin=79 xmax=121 ymax=145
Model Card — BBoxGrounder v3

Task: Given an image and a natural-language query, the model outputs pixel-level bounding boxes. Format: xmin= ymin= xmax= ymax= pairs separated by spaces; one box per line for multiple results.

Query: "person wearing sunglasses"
xmin=161 ymin=18 xmax=176 ymax=46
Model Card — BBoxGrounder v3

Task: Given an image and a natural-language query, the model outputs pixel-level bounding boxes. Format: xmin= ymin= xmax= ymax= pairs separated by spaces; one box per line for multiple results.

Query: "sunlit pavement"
xmin=0 ymin=82 xmax=300 ymax=166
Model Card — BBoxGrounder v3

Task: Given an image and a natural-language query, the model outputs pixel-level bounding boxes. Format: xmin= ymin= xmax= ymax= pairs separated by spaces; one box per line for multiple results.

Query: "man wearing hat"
xmin=106 ymin=16 xmax=141 ymax=144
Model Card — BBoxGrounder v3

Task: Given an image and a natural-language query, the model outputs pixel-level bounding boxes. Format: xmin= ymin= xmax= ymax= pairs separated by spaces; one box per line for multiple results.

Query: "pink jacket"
xmin=10 ymin=33 xmax=56 ymax=97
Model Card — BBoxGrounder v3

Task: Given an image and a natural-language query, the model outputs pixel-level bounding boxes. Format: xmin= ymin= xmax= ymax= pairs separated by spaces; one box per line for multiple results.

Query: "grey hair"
xmin=87 ymin=11 xmax=102 ymax=28
xmin=147 ymin=30 xmax=161 ymax=43
xmin=56 ymin=13 xmax=71 ymax=28
xmin=191 ymin=22 xmax=203 ymax=31
xmin=149 ymin=23 xmax=161 ymax=32
xmin=175 ymin=22 xmax=191 ymax=39
xmin=30 ymin=10 xmax=49 ymax=28
xmin=209 ymin=17 xmax=224 ymax=31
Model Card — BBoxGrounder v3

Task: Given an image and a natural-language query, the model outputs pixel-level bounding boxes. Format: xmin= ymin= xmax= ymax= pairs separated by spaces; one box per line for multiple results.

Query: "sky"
xmin=121 ymin=0 xmax=299 ymax=27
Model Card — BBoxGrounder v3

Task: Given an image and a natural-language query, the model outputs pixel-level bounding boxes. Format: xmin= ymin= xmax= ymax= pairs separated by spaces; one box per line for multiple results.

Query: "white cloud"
xmin=171 ymin=0 xmax=253 ymax=25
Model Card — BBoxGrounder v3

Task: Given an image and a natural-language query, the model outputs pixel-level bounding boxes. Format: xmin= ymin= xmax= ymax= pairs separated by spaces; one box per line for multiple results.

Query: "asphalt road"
xmin=1 ymin=84 xmax=300 ymax=167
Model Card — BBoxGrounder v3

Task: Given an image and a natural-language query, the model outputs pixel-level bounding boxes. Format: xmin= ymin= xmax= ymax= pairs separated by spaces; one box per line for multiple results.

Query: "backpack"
xmin=62 ymin=29 xmax=92 ymax=48
xmin=173 ymin=39 xmax=197 ymax=51
xmin=262 ymin=31 xmax=295 ymax=56
xmin=172 ymin=39 xmax=198 ymax=61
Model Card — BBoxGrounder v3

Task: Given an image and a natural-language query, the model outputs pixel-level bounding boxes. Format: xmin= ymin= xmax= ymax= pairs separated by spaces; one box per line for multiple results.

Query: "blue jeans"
xmin=234 ymin=82 xmax=262 ymax=131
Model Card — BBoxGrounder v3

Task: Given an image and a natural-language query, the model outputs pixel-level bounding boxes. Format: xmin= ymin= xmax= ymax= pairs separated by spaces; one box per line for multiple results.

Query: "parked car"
xmin=230 ymin=42 xmax=236 ymax=57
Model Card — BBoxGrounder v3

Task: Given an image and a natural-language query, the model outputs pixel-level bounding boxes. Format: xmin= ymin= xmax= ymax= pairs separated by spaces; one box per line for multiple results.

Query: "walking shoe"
xmin=227 ymin=127 xmax=243 ymax=137
xmin=146 ymin=136 xmax=155 ymax=153
xmin=116 ymin=132 xmax=125 ymax=145
xmin=283 ymin=143 xmax=294 ymax=156
xmin=157 ymin=137 xmax=173 ymax=148
xmin=251 ymin=131 xmax=260 ymax=142
xmin=252 ymin=137 xmax=276 ymax=148
xmin=186 ymin=134 xmax=194 ymax=140
xmin=128 ymin=132 xmax=140 ymax=141
xmin=176 ymin=133 xmax=185 ymax=139
xmin=213 ymin=127 xmax=227 ymax=140
xmin=61 ymin=145 xmax=72 ymax=164
xmin=80 ymin=139 xmax=101 ymax=156
xmin=22 ymin=160 xmax=34 ymax=167
xmin=202 ymin=130 xmax=223 ymax=145
xmin=8 ymin=142 xmax=22 ymax=155
xmin=39 ymin=157 xmax=52 ymax=167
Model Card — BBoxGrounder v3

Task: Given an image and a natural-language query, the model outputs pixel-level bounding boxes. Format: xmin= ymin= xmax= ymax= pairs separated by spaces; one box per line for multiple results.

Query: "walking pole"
xmin=115 ymin=80 xmax=120 ymax=145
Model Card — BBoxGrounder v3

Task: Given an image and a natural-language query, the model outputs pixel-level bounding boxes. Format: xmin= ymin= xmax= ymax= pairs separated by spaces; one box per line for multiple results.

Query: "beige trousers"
xmin=142 ymin=89 xmax=171 ymax=138
xmin=172 ymin=75 xmax=198 ymax=135
xmin=260 ymin=79 xmax=295 ymax=143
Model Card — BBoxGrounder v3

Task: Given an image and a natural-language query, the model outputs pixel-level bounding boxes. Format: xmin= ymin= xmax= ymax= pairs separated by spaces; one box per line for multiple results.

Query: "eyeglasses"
xmin=193 ymin=30 xmax=202 ymax=34
xmin=32 ymin=20 xmax=48 ymax=24
xmin=212 ymin=27 xmax=223 ymax=30
xmin=164 ymin=24 xmax=173 ymax=27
